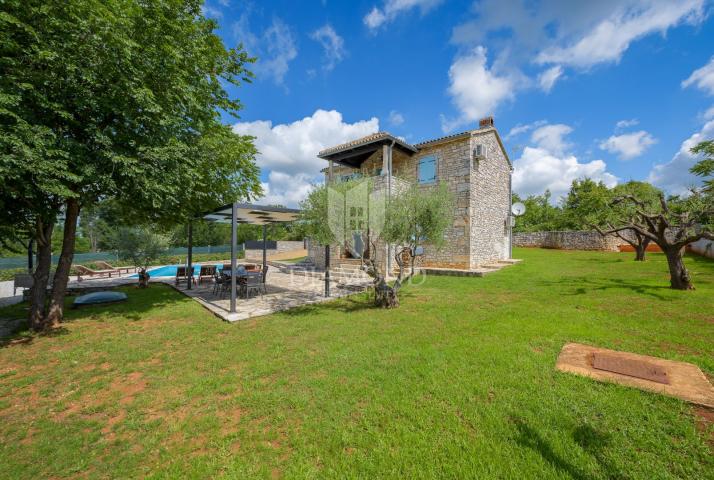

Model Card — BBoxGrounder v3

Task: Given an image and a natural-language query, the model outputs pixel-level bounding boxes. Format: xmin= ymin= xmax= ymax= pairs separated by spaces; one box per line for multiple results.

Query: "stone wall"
xmin=469 ymin=128 xmax=511 ymax=268
xmin=244 ymin=240 xmax=306 ymax=260
xmin=414 ymin=138 xmax=472 ymax=269
xmin=306 ymin=238 xmax=339 ymax=270
xmin=688 ymin=238 xmax=714 ymax=258
xmin=513 ymin=231 xmax=626 ymax=251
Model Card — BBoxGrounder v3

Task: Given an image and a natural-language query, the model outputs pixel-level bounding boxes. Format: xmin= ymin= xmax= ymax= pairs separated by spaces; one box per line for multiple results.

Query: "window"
xmin=417 ymin=155 xmax=437 ymax=184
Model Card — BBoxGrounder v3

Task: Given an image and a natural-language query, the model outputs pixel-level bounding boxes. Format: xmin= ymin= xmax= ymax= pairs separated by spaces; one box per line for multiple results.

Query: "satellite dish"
xmin=511 ymin=202 xmax=526 ymax=216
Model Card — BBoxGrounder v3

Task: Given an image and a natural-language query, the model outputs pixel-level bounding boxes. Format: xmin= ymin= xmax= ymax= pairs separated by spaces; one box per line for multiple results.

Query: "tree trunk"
xmin=29 ymin=220 xmax=54 ymax=331
xmin=47 ymin=198 xmax=80 ymax=327
xmin=138 ymin=268 xmax=150 ymax=288
xmin=634 ymin=237 xmax=650 ymax=261
xmin=664 ymin=247 xmax=693 ymax=290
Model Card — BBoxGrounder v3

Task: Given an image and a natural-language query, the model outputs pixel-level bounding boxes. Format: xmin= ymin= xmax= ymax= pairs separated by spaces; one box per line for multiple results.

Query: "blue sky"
xmin=203 ymin=0 xmax=714 ymax=206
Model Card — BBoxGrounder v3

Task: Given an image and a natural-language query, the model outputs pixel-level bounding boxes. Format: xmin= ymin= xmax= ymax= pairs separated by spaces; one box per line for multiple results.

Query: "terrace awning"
xmin=203 ymin=203 xmax=300 ymax=225
xmin=194 ymin=203 xmax=301 ymax=314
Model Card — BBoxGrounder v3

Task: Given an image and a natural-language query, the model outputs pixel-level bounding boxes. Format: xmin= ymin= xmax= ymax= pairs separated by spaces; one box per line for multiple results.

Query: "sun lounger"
xmin=197 ymin=265 xmax=216 ymax=285
xmin=175 ymin=265 xmax=194 ymax=286
xmin=75 ymin=265 xmax=115 ymax=281
xmin=95 ymin=261 xmax=137 ymax=274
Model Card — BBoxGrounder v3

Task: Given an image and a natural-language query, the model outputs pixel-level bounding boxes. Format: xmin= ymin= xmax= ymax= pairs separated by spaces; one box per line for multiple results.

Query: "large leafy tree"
xmin=511 ymin=191 xmax=564 ymax=233
xmin=560 ymin=178 xmax=611 ymax=230
xmin=0 ymin=0 xmax=261 ymax=330
xmin=690 ymin=140 xmax=713 ymax=193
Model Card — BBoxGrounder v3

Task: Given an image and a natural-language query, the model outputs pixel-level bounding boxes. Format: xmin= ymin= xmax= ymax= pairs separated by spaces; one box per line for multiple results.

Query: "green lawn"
xmin=0 ymin=248 xmax=712 ymax=479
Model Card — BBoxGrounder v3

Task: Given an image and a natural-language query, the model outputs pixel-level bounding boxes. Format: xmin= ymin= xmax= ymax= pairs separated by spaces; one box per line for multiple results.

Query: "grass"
xmin=0 ymin=248 xmax=712 ymax=479
xmin=277 ymin=255 xmax=308 ymax=264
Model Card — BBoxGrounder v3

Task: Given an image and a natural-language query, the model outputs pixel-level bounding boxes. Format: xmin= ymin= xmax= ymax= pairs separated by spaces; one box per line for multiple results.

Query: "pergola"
xmin=195 ymin=202 xmax=301 ymax=314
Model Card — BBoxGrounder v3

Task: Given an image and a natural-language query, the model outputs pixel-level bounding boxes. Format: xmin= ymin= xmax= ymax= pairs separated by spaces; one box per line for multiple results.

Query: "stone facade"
xmin=513 ymin=231 xmax=628 ymax=251
xmin=313 ymin=126 xmax=513 ymax=270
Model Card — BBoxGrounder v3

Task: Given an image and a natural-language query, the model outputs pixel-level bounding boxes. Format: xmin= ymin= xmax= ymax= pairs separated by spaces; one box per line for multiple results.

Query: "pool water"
xmin=129 ymin=264 xmax=223 ymax=278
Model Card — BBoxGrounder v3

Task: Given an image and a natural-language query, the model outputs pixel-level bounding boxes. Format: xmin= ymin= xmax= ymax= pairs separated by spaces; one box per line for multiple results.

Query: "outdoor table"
xmin=221 ymin=270 xmax=262 ymax=299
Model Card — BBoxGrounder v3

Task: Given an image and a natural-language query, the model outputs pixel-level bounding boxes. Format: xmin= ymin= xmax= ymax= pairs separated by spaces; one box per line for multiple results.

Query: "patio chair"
xmin=197 ymin=265 xmax=217 ymax=286
xmin=244 ymin=273 xmax=263 ymax=299
xmin=219 ymin=271 xmax=247 ymax=299
xmin=212 ymin=272 xmax=225 ymax=296
xmin=175 ymin=265 xmax=193 ymax=286
xmin=95 ymin=261 xmax=137 ymax=275
xmin=75 ymin=265 xmax=115 ymax=281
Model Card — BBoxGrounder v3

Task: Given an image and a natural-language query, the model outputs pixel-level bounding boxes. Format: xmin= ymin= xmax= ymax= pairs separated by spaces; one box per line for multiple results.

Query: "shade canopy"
xmin=203 ymin=203 xmax=300 ymax=225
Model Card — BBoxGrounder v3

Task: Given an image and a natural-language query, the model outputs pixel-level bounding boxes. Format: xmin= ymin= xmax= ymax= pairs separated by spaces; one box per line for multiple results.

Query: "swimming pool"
xmin=130 ymin=264 xmax=223 ymax=278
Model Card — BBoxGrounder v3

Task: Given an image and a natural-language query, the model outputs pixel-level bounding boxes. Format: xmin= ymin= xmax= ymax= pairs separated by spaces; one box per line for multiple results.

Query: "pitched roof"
xmin=318 ymin=126 xmax=511 ymax=168
xmin=318 ymin=132 xmax=417 ymax=158
xmin=414 ymin=130 xmax=471 ymax=147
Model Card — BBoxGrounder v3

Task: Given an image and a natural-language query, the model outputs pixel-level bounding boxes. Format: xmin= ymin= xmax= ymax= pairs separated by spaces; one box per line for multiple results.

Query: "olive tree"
xmin=591 ymin=181 xmax=663 ymax=261
xmin=300 ymin=179 xmax=453 ymax=308
xmin=595 ymin=190 xmax=712 ymax=290
xmin=114 ymin=227 xmax=170 ymax=288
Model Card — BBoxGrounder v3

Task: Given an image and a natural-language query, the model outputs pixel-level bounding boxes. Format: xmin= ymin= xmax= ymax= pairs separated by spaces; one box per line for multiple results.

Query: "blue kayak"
xmin=73 ymin=291 xmax=128 ymax=307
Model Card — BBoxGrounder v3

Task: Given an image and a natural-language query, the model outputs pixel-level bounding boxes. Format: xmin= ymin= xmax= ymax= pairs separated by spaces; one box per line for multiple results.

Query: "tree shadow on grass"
xmin=513 ymin=418 xmax=622 ymax=480
xmin=282 ymin=294 xmax=376 ymax=317
xmin=0 ymin=284 xmax=189 ymax=348
xmin=537 ymin=276 xmax=671 ymax=300
xmin=281 ymin=288 xmax=420 ymax=317
xmin=1 ymin=324 xmax=70 ymax=348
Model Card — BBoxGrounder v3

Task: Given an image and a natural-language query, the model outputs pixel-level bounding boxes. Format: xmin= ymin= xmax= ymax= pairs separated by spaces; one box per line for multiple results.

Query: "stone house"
xmin=308 ymin=117 xmax=513 ymax=272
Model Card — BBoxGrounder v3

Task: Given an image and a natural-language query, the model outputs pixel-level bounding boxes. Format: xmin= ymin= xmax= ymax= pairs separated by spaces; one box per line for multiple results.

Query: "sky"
xmin=203 ymin=0 xmax=714 ymax=207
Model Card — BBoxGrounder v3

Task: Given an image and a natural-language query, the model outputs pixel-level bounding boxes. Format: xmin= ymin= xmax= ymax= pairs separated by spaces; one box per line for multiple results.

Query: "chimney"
xmin=479 ymin=116 xmax=494 ymax=129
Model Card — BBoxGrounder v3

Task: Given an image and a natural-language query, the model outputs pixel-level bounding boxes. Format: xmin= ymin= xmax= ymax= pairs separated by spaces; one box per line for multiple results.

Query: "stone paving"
xmin=174 ymin=270 xmax=369 ymax=322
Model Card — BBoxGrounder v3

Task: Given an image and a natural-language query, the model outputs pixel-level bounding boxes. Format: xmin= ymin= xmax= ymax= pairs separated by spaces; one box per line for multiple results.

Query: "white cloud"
xmin=441 ymin=46 xmax=516 ymax=132
xmin=364 ymin=7 xmax=387 ymax=30
xmin=599 ymin=131 xmax=657 ymax=160
xmin=232 ymin=110 xmax=379 ymax=207
xmin=530 ymin=124 xmax=573 ymax=155
xmin=201 ymin=3 xmax=223 ymax=19
xmin=234 ymin=16 xmax=297 ymax=86
xmin=704 ymin=105 xmax=714 ymax=120
xmin=682 ymin=56 xmax=714 ymax=96
xmin=615 ymin=118 xmax=639 ymax=129
xmin=512 ymin=123 xmax=618 ymax=200
xmin=259 ymin=172 xmax=316 ymax=208
xmin=647 ymin=119 xmax=714 ymax=195
xmin=388 ymin=110 xmax=405 ymax=126
xmin=538 ymin=66 xmax=563 ymax=92
xmin=450 ymin=0 xmax=705 ymax=100
xmin=364 ymin=0 xmax=443 ymax=31
xmin=504 ymin=120 xmax=547 ymax=141
xmin=534 ymin=1 xmax=705 ymax=69
xmin=310 ymin=24 xmax=346 ymax=72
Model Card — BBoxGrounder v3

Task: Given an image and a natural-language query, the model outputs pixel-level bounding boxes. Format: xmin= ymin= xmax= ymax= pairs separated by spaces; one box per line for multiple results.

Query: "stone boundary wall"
xmin=513 ymin=231 xmax=628 ymax=252
xmin=244 ymin=240 xmax=306 ymax=260
xmin=306 ymin=239 xmax=340 ymax=270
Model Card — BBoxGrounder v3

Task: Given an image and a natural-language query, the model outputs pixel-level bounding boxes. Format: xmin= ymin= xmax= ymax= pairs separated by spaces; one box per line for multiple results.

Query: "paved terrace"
xmin=174 ymin=270 xmax=368 ymax=322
